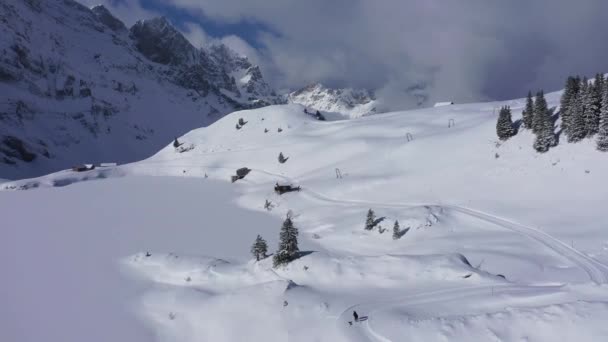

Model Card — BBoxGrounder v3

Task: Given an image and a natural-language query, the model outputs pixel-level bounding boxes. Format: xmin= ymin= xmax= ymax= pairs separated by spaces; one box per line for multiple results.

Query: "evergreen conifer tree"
xmin=584 ymin=78 xmax=601 ymax=136
xmin=596 ymin=73 xmax=605 ymax=96
xmin=173 ymin=138 xmax=180 ymax=148
xmin=496 ymin=106 xmax=515 ymax=140
xmin=597 ymin=86 xmax=608 ymax=151
xmin=273 ymin=215 xmax=299 ymax=267
xmin=567 ymin=92 xmax=587 ymax=143
xmin=532 ymin=91 xmax=556 ymax=152
xmin=560 ymin=76 xmax=578 ymax=133
xmin=522 ymin=91 xmax=535 ymax=129
xmin=392 ymin=220 xmax=401 ymax=240
xmin=532 ymin=91 xmax=549 ymax=135
xmin=251 ymin=235 xmax=268 ymax=261
xmin=365 ymin=209 xmax=376 ymax=230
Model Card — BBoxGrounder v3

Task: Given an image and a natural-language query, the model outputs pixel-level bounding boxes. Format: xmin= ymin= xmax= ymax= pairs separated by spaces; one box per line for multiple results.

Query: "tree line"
xmin=496 ymin=72 xmax=608 ymax=152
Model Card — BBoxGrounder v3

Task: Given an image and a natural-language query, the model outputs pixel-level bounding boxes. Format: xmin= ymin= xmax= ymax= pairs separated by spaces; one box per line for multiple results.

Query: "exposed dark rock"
xmin=1 ymin=136 xmax=37 ymax=162
xmin=92 ymin=5 xmax=126 ymax=32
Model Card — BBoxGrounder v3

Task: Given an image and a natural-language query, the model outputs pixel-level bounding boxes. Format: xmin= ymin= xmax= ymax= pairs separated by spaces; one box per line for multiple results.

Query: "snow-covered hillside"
xmin=0 ymin=0 xmax=281 ymax=179
xmin=288 ymin=83 xmax=378 ymax=119
xmin=4 ymin=89 xmax=608 ymax=342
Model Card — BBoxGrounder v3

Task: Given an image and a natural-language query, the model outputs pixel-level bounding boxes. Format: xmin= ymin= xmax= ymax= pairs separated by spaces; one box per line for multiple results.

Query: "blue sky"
xmin=106 ymin=0 xmax=270 ymax=48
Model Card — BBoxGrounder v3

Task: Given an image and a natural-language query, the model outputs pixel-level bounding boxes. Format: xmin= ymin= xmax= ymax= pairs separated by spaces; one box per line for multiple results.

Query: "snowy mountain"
xmin=4 ymin=86 xmax=608 ymax=341
xmin=287 ymin=83 xmax=378 ymax=119
xmin=0 ymin=0 xmax=281 ymax=179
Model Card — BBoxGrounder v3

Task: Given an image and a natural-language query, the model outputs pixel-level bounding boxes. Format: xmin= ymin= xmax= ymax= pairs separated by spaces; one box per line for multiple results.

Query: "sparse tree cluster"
xmin=250 ymin=214 xmax=300 ymax=268
xmin=364 ymin=209 xmax=405 ymax=239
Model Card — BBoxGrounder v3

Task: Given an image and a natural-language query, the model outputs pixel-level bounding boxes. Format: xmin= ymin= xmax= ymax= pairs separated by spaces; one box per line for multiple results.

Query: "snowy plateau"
xmin=3 ymin=1 xmax=608 ymax=342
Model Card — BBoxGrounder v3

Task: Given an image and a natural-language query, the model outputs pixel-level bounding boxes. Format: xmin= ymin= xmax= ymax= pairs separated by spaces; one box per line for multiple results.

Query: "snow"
xmin=288 ymin=83 xmax=378 ymax=119
xmin=0 ymin=177 xmax=282 ymax=342
xmin=434 ymin=101 xmax=454 ymax=107
xmin=4 ymin=88 xmax=608 ymax=341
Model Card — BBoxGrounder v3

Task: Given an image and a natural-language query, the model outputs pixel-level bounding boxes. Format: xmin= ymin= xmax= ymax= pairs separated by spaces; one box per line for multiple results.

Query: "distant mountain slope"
xmin=0 ymin=0 xmax=282 ymax=179
xmin=287 ymin=83 xmax=378 ymax=119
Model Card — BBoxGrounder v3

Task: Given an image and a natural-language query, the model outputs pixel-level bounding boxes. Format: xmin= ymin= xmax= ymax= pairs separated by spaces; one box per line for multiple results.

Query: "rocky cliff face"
xmin=0 ymin=0 xmax=282 ymax=178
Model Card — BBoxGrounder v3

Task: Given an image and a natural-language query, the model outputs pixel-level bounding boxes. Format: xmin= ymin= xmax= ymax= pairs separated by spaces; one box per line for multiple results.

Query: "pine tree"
xmin=532 ymin=91 xmax=556 ymax=153
xmin=496 ymin=106 xmax=515 ymax=140
xmin=567 ymin=92 xmax=587 ymax=143
xmin=173 ymin=138 xmax=180 ymax=148
xmin=392 ymin=220 xmax=401 ymax=240
xmin=365 ymin=209 xmax=376 ymax=230
xmin=532 ymin=91 xmax=549 ymax=134
xmin=522 ymin=91 xmax=535 ymax=129
xmin=596 ymin=73 xmax=605 ymax=97
xmin=584 ymin=78 xmax=601 ymax=137
xmin=597 ymin=86 xmax=608 ymax=151
xmin=251 ymin=235 xmax=268 ymax=261
xmin=273 ymin=215 xmax=299 ymax=267
xmin=560 ymin=76 xmax=578 ymax=133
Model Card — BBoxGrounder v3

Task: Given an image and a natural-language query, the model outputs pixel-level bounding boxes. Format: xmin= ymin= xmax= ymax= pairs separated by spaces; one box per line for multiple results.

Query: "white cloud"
xmin=78 ymin=0 xmax=158 ymax=26
xmin=157 ymin=0 xmax=608 ymax=106
xmin=181 ymin=23 xmax=211 ymax=49
xmin=78 ymin=0 xmax=608 ymax=106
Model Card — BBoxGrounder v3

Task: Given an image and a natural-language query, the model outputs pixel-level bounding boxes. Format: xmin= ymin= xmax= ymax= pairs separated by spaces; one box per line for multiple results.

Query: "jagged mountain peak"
xmin=91 ymin=5 xmax=126 ymax=32
xmin=0 ymin=0 xmax=282 ymax=178
xmin=130 ymin=16 xmax=198 ymax=66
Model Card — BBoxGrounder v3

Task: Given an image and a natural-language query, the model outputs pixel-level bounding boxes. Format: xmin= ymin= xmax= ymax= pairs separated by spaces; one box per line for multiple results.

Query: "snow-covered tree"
xmin=365 ymin=209 xmax=376 ymax=230
xmin=560 ymin=76 xmax=579 ymax=133
xmin=595 ymin=73 xmax=605 ymax=97
xmin=522 ymin=91 xmax=535 ymax=129
xmin=567 ymin=92 xmax=587 ymax=143
xmin=597 ymin=86 xmax=608 ymax=151
xmin=532 ymin=91 xmax=549 ymax=134
xmin=273 ymin=215 xmax=299 ymax=267
xmin=532 ymin=91 xmax=556 ymax=152
xmin=392 ymin=220 xmax=401 ymax=240
xmin=584 ymin=78 xmax=601 ymax=137
xmin=496 ymin=106 xmax=515 ymax=140
xmin=251 ymin=235 xmax=268 ymax=261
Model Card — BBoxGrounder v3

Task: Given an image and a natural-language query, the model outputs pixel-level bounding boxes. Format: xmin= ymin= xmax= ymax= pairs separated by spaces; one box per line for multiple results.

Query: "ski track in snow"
xmin=246 ymin=166 xmax=608 ymax=285
xmin=130 ymin=161 xmax=608 ymax=285
xmin=342 ymin=284 xmax=565 ymax=342
xmin=124 ymin=162 xmax=608 ymax=340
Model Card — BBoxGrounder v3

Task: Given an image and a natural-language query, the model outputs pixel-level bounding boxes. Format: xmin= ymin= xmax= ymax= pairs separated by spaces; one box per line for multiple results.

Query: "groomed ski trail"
xmin=128 ymin=162 xmax=608 ymax=285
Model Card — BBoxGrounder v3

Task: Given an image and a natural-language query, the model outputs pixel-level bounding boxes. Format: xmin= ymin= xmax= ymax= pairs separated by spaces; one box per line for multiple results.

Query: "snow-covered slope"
xmin=287 ymin=83 xmax=378 ymax=119
xmin=0 ymin=0 xmax=281 ymax=179
xmin=4 ymin=88 xmax=608 ymax=341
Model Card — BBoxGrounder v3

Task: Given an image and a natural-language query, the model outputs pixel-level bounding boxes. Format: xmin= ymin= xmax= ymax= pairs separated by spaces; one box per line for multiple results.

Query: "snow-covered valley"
xmin=3 ymin=86 xmax=608 ymax=341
